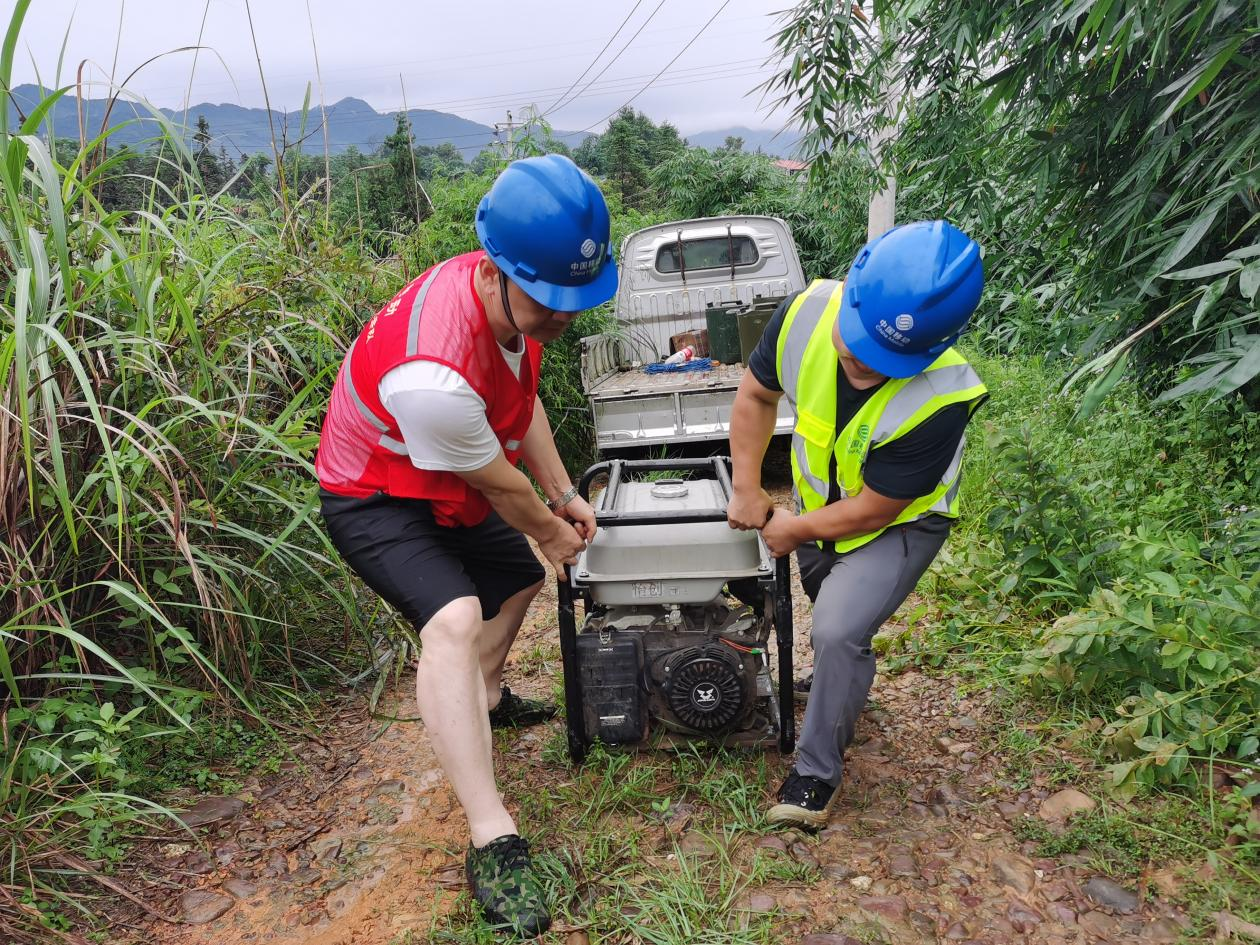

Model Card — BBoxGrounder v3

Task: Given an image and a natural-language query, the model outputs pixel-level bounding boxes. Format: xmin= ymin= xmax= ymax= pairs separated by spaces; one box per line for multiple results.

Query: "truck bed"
xmin=586 ymin=362 xmax=792 ymax=450
xmin=582 ymin=215 xmax=806 ymax=451
xmin=587 ymin=362 xmax=747 ymax=398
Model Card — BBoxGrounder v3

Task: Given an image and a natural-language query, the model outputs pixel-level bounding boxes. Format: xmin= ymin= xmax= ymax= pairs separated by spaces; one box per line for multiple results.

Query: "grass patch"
xmin=1012 ymin=803 xmax=1212 ymax=875
xmin=413 ymin=741 xmax=800 ymax=942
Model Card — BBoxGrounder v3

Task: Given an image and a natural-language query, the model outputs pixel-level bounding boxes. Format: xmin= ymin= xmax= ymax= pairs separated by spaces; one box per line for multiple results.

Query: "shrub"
xmin=1022 ymin=525 xmax=1260 ymax=793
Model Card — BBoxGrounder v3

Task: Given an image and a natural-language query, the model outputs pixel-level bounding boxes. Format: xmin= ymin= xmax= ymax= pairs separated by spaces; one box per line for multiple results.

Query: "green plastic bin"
xmin=704 ymin=306 xmax=742 ymax=364
xmin=737 ymin=304 xmax=778 ymax=363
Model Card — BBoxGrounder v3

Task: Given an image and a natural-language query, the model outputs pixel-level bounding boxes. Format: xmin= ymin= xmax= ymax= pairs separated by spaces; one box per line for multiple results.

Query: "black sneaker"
xmin=767 ymin=769 xmax=839 ymax=830
xmin=488 ymin=685 xmax=558 ymax=729
xmin=793 ymin=673 xmax=813 ymax=703
xmin=465 ymin=834 xmax=551 ymax=937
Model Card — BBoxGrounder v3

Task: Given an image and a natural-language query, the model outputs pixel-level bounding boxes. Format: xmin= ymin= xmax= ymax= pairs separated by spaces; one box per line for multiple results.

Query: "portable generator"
xmin=557 ymin=457 xmax=795 ymax=763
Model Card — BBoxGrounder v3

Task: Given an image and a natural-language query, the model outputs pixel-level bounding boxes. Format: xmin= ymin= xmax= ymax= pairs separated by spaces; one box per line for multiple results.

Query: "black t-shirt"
xmin=747 ymin=292 xmax=971 ymax=501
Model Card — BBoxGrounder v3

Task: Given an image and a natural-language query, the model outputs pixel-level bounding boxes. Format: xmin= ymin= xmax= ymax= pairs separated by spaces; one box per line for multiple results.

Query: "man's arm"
xmin=519 ymin=395 xmax=572 ymax=506
xmin=761 ymin=487 xmax=912 ymax=557
xmin=519 ymin=395 xmax=597 ymax=539
xmin=762 ymin=404 xmax=973 ymax=555
xmin=727 ymin=371 xmax=782 ymax=529
xmin=794 ymin=488 xmax=913 ymax=543
xmin=457 ymin=453 xmax=586 ymax=576
xmin=379 ymin=366 xmax=585 ymax=576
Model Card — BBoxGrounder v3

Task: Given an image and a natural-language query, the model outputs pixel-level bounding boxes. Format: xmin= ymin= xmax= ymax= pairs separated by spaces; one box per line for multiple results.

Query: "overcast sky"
xmin=5 ymin=0 xmax=795 ymax=135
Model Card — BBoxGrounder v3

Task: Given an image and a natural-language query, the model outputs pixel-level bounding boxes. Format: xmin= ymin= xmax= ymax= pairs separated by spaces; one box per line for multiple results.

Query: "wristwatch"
xmin=546 ymin=484 xmax=580 ymax=512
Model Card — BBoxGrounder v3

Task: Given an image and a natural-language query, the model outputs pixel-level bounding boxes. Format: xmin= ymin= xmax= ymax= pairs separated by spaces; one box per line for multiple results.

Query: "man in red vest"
xmin=316 ymin=155 xmax=617 ymax=937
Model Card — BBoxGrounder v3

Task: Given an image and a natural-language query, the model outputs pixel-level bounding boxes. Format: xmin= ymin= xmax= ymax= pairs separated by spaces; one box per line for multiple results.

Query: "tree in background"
xmin=322 ymin=113 xmax=433 ymax=250
xmin=573 ymin=107 xmax=685 ymax=209
xmin=763 ymin=0 xmax=1259 ymax=406
xmin=233 ymin=152 xmax=273 ymax=199
xmin=650 ymin=146 xmax=869 ymax=276
xmin=469 ymin=150 xmax=498 ymax=175
xmin=191 ymin=115 xmax=226 ymax=193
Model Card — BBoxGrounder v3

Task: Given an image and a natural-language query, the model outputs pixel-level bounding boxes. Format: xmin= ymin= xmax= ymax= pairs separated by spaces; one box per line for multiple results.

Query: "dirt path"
xmin=121 ymin=493 xmax=1198 ymax=945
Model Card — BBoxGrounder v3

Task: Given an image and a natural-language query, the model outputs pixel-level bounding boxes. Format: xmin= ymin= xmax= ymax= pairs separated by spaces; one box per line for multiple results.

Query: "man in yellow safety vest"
xmin=727 ymin=220 xmax=989 ymax=829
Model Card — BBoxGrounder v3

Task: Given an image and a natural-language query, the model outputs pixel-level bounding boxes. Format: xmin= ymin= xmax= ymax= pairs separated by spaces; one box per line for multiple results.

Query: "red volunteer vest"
xmin=315 ymin=251 xmax=542 ymax=526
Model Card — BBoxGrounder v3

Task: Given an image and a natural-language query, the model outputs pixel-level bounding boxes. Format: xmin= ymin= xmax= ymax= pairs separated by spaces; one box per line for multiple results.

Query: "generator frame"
xmin=556 ymin=456 xmax=795 ymax=764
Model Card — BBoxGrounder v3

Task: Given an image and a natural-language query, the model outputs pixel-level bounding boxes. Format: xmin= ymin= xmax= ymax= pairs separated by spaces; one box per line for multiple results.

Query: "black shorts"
xmin=319 ymin=489 xmax=545 ymax=627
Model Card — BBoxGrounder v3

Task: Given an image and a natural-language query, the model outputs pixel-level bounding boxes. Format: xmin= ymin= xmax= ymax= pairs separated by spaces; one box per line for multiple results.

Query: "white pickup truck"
xmin=580 ymin=215 xmax=807 ymax=454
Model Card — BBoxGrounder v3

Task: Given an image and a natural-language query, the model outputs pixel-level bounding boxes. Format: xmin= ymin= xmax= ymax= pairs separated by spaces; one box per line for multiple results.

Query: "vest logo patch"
xmin=847 ymin=423 xmax=870 ymax=455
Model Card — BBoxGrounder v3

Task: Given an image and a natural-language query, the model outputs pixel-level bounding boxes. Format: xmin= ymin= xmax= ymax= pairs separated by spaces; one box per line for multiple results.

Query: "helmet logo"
xmin=895 ymin=314 xmax=914 ymax=331
xmin=571 ymin=241 xmax=605 ymax=278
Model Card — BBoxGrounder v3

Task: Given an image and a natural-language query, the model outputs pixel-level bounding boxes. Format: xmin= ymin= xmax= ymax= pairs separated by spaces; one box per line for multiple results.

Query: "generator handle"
xmin=577 ymin=456 xmax=734 ymax=526
xmin=774 ymin=555 xmax=796 ymax=754
xmin=556 ymin=565 xmax=588 ymax=764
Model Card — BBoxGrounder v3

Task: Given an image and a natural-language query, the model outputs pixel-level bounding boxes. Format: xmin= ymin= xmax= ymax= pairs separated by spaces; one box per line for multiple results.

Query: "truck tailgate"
xmin=588 ymin=364 xmax=794 ymax=449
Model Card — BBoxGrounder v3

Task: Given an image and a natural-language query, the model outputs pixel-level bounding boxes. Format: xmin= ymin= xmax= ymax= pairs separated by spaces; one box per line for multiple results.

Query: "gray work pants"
xmin=793 ymin=515 xmax=951 ymax=785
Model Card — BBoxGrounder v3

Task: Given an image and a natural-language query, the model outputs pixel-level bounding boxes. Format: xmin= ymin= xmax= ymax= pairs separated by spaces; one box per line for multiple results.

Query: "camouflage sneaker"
xmin=465 ymin=834 xmax=551 ymax=937
xmin=488 ymin=685 xmax=558 ymax=729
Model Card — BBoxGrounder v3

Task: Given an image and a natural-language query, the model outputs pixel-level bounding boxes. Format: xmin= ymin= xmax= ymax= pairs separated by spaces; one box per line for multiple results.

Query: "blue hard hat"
xmin=838 ymin=220 xmax=984 ymax=378
xmin=475 ymin=154 xmax=618 ymax=313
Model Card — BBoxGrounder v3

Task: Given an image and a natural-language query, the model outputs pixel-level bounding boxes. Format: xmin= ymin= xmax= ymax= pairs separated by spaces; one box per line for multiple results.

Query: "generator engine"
xmin=558 ymin=458 xmax=794 ymax=763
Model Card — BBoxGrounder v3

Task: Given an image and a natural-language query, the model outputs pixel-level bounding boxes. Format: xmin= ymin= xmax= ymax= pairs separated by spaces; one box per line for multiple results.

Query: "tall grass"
xmin=0 ymin=3 xmax=392 ymax=937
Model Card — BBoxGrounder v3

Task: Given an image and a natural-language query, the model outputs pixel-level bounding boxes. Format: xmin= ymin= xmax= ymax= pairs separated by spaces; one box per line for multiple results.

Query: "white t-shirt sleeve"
xmin=378 ymin=361 xmax=501 ymax=471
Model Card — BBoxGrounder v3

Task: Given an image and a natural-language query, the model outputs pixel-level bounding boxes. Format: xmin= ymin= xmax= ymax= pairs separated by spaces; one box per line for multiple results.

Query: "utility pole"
xmin=866 ymin=124 xmax=897 ymax=240
xmin=493 ymin=110 xmax=520 ymax=162
xmin=864 ymin=6 xmax=900 ymax=241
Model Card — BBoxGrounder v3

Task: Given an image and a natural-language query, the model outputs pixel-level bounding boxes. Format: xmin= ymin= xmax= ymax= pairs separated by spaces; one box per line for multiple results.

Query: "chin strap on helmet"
xmin=498 ymin=268 xmax=523 ymax=337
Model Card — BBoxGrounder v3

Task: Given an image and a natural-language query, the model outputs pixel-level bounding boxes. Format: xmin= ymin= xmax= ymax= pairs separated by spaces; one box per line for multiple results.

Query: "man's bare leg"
xmin=479 ymin=579 xmax=543 ymax=709
xmin=415 ymin=595 xmax=515 ymax=847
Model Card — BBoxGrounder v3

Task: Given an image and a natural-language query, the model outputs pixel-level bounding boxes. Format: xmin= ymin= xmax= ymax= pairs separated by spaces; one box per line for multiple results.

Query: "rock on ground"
xmin=1083 ymin=875 xmax=1141 ymax=914
xmin=991 ymin=851 xmax=1038 ymax=895
xmin=180 ymin=890 xmax=234 ymax=924
xmin=1038 ymin=787 xmax=1097 ymax=821
xmin=176 ymin=796 xmax=245 ymax=829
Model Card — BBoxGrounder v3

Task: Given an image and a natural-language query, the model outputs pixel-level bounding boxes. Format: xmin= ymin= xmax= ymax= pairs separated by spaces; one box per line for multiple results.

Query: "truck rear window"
xmin=656 ymin=235 xmax=758 ymax=274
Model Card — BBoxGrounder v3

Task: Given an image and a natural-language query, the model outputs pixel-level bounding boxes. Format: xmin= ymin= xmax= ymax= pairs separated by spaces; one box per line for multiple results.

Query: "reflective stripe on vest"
xmin=316 ymin=250 xmax=542 ymax=525
xmin=776 ymin=278 xmax=988 ymax=554
xmin=337 ymin=262 xmax=451 ymax=458
xmin=406 ymin=259 xmax=450 ymax=357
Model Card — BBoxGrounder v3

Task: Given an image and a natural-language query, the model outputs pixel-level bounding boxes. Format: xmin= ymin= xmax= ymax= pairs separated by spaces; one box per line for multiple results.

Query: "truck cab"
xmin=581 ymin=215 xmax=807 ymax=453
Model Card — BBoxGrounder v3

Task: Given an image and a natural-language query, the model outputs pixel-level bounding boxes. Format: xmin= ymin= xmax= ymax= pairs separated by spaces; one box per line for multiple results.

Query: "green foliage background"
xmin=765 ymin=0 xmax=1260 ymax=406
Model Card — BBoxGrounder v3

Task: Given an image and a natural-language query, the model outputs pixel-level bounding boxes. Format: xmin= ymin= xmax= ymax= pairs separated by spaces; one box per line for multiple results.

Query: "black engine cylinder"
xmin=663 ymin=644 xmax=745 ymax=732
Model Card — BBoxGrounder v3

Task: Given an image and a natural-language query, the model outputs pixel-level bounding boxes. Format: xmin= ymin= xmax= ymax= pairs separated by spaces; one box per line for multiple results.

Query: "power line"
xmin=539 ymin=0 xmax=646 ymax=117
xmin=77 ymin=13 xmax=775 ymax=107
xmin=181 ymin=62 xmax=772 ymax=148
xmin=369 ymin=58 xmax=765 ymax=119
xmin=211 ymin=64 xmax=775 ymax=155
xmin=106 ymin=59 xmax=780 ymax=154
xmin=568 ymin=0 xmax=734 ymax=135
xmin=128 ymin=55 xmax=769 ymax=141
xmin=543 ymin=0 xmax=668 ymax=118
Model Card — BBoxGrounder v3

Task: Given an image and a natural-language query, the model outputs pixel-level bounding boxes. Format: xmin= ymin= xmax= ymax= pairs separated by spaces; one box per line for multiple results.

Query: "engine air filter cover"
xmin=664 ymin=645 xmax=745 ymax=732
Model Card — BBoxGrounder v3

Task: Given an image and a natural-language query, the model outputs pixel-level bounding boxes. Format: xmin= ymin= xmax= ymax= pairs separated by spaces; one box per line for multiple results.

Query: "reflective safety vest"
xmin=315 ymin=251 xmax=542 ymax=527
xmin=775 ymin=279 xmax=988 ymax=554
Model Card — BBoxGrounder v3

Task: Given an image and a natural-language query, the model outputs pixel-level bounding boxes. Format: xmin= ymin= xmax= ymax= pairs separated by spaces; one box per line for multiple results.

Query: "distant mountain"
xmin=684 ymin=126 xmax=803 ymax=158
xmin=5 ymin=85 xmax=511 ymax=159
xmin=6 ymin=86 xmax=795 ymax=162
